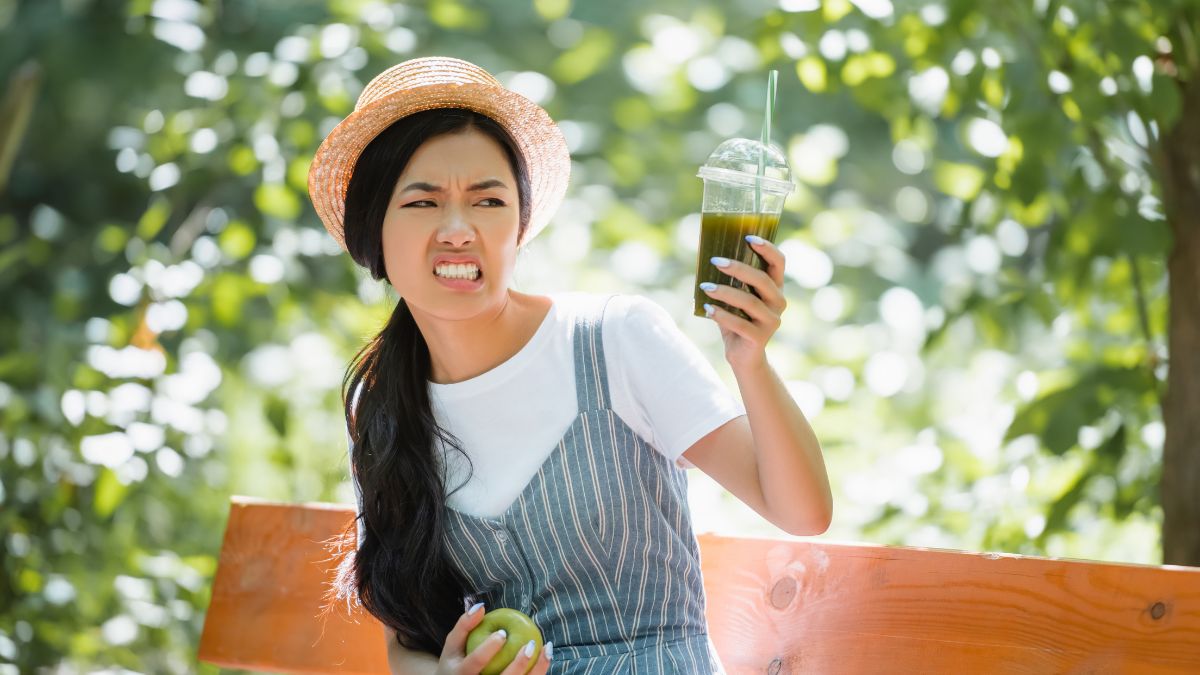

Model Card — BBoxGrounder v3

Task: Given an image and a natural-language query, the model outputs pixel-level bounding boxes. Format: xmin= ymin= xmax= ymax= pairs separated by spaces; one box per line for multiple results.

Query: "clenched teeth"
xmin=434 ymin=263 xmax=480 ymax=281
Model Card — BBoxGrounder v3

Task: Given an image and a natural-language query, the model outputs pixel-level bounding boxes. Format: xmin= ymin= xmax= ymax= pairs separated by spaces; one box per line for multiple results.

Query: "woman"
xmin=309 ymin=57 xmax=832 ymax=674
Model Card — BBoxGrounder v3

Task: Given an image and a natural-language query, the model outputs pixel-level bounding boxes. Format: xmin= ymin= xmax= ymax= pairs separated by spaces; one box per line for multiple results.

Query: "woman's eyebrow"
xmin=398 ymin=181 xmax=440 ymax=194
xmin=466 ymin=178 xmax=508 ymax=191
xmin=398 ymin=179 xmax=509 ymax=194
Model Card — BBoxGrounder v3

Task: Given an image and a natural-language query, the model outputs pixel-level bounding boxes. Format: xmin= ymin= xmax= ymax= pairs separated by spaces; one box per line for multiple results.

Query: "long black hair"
xmin=323 ymin=108 xmax=532 ymax=654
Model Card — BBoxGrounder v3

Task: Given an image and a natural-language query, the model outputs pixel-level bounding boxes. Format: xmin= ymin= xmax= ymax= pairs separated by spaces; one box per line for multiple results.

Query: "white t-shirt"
xmin=350 ymin=292 xmax=746 ymax=520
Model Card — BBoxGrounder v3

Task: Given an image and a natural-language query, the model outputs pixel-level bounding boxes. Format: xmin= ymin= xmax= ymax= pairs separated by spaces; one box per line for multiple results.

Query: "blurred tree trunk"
xmin=1160 ymin=71 xmax=1200 ymax=567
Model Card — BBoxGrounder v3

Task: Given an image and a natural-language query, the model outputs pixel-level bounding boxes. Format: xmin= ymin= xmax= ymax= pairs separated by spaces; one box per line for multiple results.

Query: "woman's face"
xmin=381 ymin=129 xmax=521 ymax=321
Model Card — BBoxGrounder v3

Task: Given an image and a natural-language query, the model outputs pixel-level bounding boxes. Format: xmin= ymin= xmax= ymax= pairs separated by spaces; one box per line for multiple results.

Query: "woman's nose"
xmin=437 ymin=209 xmax=476 ymax=247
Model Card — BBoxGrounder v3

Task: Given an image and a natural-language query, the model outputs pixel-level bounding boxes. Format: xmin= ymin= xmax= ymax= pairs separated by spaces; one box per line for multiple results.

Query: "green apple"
xmin=465 ymin=607 xmax=544 ymax=675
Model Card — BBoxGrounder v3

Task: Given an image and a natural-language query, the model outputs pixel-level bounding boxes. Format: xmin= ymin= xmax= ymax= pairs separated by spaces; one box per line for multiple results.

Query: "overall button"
xmin=495 ymin=529 xmax=509 ymax=543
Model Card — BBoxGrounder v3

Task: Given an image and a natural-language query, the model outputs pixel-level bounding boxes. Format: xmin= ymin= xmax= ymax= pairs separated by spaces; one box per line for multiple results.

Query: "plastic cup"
xmin=694 ymin=138 xmax=793 ymax=319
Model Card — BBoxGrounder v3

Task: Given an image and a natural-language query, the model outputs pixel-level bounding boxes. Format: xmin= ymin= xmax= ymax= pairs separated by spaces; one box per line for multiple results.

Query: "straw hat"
xmin=307 ymin=56 xmax=571 ymax=251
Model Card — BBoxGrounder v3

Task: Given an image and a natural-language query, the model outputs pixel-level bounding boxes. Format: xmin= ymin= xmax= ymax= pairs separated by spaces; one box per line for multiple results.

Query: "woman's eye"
xmin=478 ymin=198 xmax=506 ymax=207
xmin=402 ymin=200 xmax=436 ymax=208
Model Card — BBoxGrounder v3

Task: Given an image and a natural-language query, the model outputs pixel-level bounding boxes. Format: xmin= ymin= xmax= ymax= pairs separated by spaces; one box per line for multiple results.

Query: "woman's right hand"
xmin=437 ymin=604 xmax=552 ymax=675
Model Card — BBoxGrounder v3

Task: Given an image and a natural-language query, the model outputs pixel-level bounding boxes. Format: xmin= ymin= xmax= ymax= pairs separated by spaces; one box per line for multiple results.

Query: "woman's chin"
xmin=406 ymin=284 xmax=509 ymax=321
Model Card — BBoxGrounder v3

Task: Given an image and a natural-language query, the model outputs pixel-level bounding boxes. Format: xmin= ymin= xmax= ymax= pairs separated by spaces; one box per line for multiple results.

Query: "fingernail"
xmin=545 ymin=642 xmax=554 ymax=661
xmin=746 ymin=234 xmax=766 ymax=245
xmin=468 ymin=602 xmax=484 ymax=616
xmin=703 ymin=303 xmax=715 ymax=318
xmin=711 ymin=256 xmax=731 ymax=267
xmin=699 ymin=282 xmax=717 ymax=293
xmin=523 ymin=640 xmax=536 ymax=658
xmin=494 ymin=629 xmax=507 ymax=640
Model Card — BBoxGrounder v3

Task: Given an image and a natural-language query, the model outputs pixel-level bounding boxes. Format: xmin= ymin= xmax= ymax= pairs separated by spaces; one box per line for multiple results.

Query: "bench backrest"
xmin=198 ymin=497 xmax=1200 ymax=673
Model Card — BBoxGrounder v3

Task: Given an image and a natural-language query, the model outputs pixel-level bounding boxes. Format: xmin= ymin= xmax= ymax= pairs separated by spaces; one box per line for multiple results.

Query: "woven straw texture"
xmin=307 ymin=57 xmax=570 ymax=250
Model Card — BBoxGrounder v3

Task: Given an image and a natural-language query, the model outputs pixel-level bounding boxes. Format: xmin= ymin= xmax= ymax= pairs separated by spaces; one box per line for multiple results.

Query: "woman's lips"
xmin=433 ymin=271 xmax=484 ymax=291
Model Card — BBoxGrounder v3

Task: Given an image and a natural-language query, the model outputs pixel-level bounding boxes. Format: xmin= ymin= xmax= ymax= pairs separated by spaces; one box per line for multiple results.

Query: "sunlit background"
xmin=0 ymin=0 xmax=1181 ymax=670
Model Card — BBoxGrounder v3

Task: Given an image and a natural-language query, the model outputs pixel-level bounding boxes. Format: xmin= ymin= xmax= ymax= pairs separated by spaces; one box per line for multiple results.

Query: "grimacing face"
xmin=381 ymin=129 xmax=521 ymax=321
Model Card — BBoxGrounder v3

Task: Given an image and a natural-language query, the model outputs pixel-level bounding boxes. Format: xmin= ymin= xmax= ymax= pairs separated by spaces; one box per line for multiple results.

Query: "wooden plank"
xmin=698 ymin=534 xmax=1200 ymax=674
xmin=199 ymin=499 xmax=1200 ymax=673
xmin=197 ymin=496 xmax=388 ymax=673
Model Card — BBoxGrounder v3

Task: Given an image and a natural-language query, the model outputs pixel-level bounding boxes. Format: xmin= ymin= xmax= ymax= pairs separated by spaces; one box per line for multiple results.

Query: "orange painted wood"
xmin=698 ymin=534 xmax=1200 ymax=674
xmin=197 ymin=496 xmax=388 ymax=673
xmin=200 ymin=498 xmax=1200 ymax=673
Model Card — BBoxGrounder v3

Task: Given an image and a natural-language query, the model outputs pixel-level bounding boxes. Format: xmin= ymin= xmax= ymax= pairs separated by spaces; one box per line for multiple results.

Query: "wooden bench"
xmin=199 ymin=496 xmax=1200 ymax=673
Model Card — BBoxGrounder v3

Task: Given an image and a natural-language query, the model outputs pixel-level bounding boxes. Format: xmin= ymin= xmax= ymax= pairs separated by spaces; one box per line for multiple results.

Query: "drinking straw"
xmin=756 ymin=69 xmax=778 ymax=214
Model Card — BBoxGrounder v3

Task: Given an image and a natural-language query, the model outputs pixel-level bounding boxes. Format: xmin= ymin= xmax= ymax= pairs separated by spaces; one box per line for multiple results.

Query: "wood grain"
xmin=198 ymin=498 xmax=1200 ymax=673
xmin=197 ymin=497 xmax=388 ymax=673
xmin=699 ymin=534 xmax=1200 ymax=674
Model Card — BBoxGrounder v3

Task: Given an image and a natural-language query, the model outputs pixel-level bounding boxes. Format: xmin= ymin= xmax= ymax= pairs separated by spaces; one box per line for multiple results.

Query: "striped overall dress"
xmin=443 ymin=296 xmax=724 ymax=673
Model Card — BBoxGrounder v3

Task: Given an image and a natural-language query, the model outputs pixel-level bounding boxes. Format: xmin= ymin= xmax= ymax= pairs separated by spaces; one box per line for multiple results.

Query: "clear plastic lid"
xmin=697 ymin=137 xmax=793 ymax=195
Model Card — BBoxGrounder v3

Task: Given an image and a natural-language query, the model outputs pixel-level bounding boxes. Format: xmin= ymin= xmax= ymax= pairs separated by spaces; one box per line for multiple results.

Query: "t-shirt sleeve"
xmin=604 ymin=294 xmax=746 ymax=468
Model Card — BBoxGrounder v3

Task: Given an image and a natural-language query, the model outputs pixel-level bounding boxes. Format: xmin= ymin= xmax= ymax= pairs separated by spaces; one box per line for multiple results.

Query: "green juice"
xmin=694 ymin=211 xmax=781 ymax=319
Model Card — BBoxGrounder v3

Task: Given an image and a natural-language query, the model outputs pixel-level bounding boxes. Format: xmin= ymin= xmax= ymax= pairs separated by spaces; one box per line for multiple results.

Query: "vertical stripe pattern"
xmin=443 ymin=295 xmax=724 ymax=673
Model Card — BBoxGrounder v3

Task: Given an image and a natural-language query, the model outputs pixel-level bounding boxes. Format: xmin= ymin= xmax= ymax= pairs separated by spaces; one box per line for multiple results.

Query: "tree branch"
xmin=0 ymin=60 xmax=41 ymax=198
xmin=1083 ymin=127 xmax=1164 ymax=408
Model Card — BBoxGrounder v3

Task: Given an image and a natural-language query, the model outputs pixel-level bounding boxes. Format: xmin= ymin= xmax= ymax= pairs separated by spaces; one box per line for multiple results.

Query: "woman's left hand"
xmin=700 ymin=235 xmax=787 ymax=372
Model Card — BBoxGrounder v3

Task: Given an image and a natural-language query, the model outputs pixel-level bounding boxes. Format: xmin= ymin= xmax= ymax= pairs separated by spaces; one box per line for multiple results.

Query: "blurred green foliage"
xmin=0 ymin=0 xmax=1191 ymax=670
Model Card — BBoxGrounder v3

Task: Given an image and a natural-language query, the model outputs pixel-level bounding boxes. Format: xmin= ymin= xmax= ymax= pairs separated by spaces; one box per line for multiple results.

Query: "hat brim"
xmin=307 ymin=82 xmax=570 ymax=251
